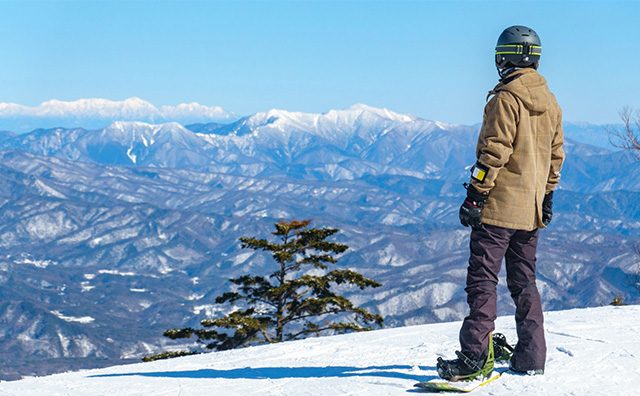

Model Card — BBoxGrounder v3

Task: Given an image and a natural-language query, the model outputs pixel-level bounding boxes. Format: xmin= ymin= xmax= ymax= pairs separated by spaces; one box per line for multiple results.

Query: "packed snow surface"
xmin=2 ymin=305 xmax=638 ymax=395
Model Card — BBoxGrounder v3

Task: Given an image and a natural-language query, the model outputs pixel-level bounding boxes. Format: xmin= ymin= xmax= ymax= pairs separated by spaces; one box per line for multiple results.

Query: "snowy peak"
xmin=343 ymin=103 xmax=417 ymax=123
xmin=236 ymin=104 xmax=430 ymax=140
xmin=0 ymin=102 xmax=27 ymax=114
xmin=0 ymin=98 xmax=238 ymax=133
xmin=34 ymin=97 xmax=158 ymax=118
xmin=160 ymin=102 xmax=229 ymax=119
xmin=93 ymin=121 xmax=206 ymax=165
xmin=244 ymin=104 xmax=421 ymax=129
xmin=245 ymin=108 xmax=310 ymax=127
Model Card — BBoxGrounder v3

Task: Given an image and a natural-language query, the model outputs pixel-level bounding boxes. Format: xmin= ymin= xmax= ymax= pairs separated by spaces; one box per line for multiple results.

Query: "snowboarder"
xmin=437 ymin=25 xmax=565 ymax=381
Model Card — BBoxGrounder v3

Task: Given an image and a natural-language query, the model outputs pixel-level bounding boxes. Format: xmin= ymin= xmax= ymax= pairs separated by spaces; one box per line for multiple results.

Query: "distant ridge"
xmin=0 ymin=97 xmax=238 ymax=133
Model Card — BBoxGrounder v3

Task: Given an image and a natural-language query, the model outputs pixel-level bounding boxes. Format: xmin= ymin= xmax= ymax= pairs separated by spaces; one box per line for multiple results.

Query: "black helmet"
xmin=495 ymin=25 xmax=541 ymax=70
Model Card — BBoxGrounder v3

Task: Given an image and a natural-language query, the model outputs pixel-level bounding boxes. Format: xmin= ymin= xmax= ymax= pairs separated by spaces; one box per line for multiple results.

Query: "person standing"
xmin=437 ymin=25 xmax=564 ymax=381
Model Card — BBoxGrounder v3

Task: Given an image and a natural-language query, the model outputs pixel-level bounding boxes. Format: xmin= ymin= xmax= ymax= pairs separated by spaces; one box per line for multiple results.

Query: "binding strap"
xmin=455 ymin=351 xmax=483 ymax=372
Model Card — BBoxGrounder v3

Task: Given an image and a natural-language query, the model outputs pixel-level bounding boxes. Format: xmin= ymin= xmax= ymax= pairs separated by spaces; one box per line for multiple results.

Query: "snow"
xmin=51 ymin=311 xmax=95 ymax=324
xmin=33 ymin=179 xmax=67 ymax=199
xmin=24 ymin=212 xmax=73 ymax=241
xmin=344 ymin=103 xmax=417 ymax=123
xmin=232 ymin=251 xmax=254 ymax=266
xmin=0 ymin=97 xmax=235 ymax=121
xmin=187 ymin=293 xmax=204 ymax=301
xmin=191 ymin=304 xmax=226 ymax=317
xmin=126 ymin=146 xmax=137 ymax=164
xmin=13 ymin=255 xmax=57 ymax=268
xmin=97 ymin=270 xmax=136 ymax=277
xmin=2 ymin=305 xmax=639 ymax=395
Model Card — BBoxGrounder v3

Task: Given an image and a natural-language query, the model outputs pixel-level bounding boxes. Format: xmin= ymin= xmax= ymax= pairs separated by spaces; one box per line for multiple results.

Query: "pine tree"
xmin=609 ymin=294 xmax=628 ymax=306
xmin=147 ymin=220 xmax=382 ymax=359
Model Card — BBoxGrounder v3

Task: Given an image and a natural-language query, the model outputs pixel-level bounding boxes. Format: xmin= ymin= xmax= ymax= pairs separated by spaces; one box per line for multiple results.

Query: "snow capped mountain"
xmin=1 ymin=305 xmax=638 ymax=395
xmin=0 ymin=105 xmax=480 ymax=180
xmin=159 ymin=102 xmax=230 ymax=120
xmin=33 ymin=98 xmax=158 ymax=118
xmin=0 ymin=98 xmax=237 ymax=133
xmin=222 ymin=103 xmax=426 ymax=142
xmin=2 ymin=121 xmax=213 ymax=168
xmin=0 ymin=105 xmax=634 ymax=187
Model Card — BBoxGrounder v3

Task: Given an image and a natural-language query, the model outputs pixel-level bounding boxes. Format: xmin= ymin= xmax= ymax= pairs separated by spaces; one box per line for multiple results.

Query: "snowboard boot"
xmin=509 ymin=359 xmax=544 ymax=376
xmin=509 ymin=356 xmax=544 ymax=375
xmin=436 ymin=333 xmax=495 ymax=382
xmin=492 ymin=333 xmax=514 ymax=363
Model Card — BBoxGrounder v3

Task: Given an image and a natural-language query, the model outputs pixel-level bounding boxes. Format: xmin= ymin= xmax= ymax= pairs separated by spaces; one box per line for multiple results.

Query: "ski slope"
xmin=1 ymin=305 xmax=638 ymax=395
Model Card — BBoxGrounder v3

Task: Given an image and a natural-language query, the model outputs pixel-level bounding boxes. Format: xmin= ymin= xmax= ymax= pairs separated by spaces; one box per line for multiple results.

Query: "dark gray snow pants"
xmin=459 ymin=223 xmax=546 ymax=371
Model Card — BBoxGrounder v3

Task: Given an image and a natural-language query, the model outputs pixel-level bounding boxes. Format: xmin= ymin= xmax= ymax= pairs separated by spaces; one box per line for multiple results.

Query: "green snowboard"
xmin=413 ymin=370 xmax=502 ymax=393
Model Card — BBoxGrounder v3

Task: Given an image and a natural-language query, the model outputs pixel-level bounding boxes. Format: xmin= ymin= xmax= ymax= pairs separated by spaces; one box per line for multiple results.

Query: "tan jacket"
xmin=470 ymin=68 xmax=564 ymax=231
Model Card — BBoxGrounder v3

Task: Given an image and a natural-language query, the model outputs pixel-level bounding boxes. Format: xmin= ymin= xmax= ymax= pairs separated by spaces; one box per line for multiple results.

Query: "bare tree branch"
xmin=607 ymin=106 xmax=640 ymax=158
xmin=632 ymin=243 xmax=640 ymax=296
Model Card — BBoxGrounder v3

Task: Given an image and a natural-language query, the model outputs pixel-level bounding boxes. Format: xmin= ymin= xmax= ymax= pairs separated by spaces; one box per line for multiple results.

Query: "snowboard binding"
xmin=492 ymin=332 xmax=514 ymax=363
xmin=436 ymin=332 xmax=495 ymax=382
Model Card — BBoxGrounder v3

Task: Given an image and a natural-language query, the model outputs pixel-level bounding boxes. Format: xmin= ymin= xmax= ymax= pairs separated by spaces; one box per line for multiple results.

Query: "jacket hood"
xmin=490 ymin=68 xmax=552 ymax=112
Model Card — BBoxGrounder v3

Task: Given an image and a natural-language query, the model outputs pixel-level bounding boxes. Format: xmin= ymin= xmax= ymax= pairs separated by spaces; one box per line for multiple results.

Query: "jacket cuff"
xmin=466 ymin=183 xmax=489 ymax=203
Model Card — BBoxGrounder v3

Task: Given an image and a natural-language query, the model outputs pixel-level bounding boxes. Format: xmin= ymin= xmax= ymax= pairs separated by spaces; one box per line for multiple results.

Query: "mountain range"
xmin=0 ymin=104 xmax=638 ymax=380
xmin=0 ymin=98 xmax=237 ymax=134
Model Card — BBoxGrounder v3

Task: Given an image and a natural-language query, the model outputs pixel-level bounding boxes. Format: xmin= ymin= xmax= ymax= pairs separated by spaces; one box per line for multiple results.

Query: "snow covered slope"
xmin=1 ymin=305 xmax=637 ymax=395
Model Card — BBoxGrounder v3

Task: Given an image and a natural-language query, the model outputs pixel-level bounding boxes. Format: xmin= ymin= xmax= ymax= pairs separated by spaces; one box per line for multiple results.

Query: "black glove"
xmin=542 ymin=191 xmax=553 ymax=226
xmin=459 ymin=184 xmax=489 ymax=228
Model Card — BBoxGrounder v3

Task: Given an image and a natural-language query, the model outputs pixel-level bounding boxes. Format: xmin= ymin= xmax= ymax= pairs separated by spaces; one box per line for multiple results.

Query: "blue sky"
xmin=1 ymin=0 xmax=639 ymax=124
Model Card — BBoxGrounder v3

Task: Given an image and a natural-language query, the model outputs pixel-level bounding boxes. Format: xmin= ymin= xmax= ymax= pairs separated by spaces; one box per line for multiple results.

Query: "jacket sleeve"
xmin=470 ymin=92 xmax=519 ymax=195
xmin=546 ymin=106 xmax=565 ymax=194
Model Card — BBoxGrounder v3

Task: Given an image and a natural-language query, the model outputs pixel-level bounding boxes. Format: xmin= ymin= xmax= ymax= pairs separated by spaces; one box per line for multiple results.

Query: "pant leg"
xmin=459 ymin=224 xmax=513 ymax=358
xmin=505 ymin=228 xmax=546 ymax=371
